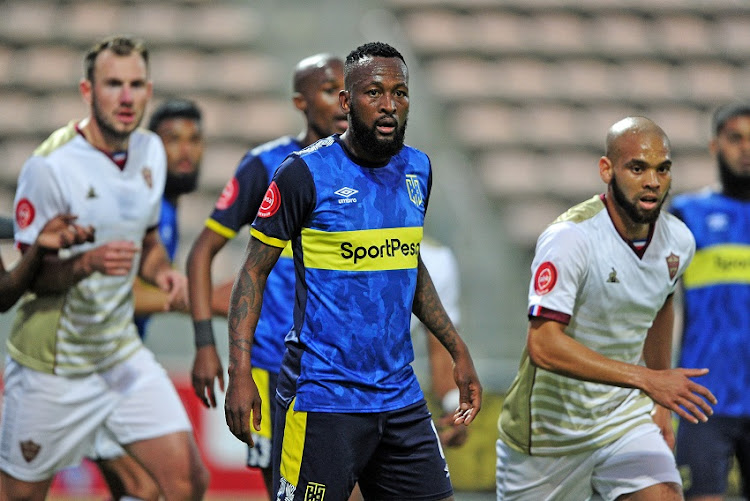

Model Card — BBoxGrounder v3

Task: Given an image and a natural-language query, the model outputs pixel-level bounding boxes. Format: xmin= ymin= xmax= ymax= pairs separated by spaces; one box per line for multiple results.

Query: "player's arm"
xmin=0 ymin=215 xmax=94 ymax=310
xmin=526 ymin=314 xmax=716 ymax=424
xmin=412 ymin=256 xmax=482 ymax=425
xmin=225 ymin=236 xmax=282 ymax=445
xmin=642 ymin=294 xmax=678 ymax=448
xmin=186 ymin=227 xmax=230 ymax=407
xmin=138 ymin=226 xmax=187 ymax=312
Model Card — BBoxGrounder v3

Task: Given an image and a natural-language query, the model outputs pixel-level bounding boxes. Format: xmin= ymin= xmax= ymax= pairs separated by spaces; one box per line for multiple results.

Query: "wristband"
xmin=441 ymin=388 xmax=461 ymax=414
xmin=193 ymin=319 xmax=216 ymax=348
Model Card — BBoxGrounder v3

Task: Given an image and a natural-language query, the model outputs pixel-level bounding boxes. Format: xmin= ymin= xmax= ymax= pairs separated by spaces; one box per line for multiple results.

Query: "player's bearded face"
xmin=610 ymin=171 xmax=668 ymax=224
xmin=348 ymin=99 xmax=407 ymax=159
xmin=91 ymin=85 xmax=144 ymax=141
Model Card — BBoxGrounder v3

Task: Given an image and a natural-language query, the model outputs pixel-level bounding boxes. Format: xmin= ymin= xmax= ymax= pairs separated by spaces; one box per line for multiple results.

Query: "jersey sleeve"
xmin=13 ymin=156 xmax=67 ymax=246
xmin=527 ymin=222 xmax=589 ymax=324
xmin=250 ymin=155 xmax=315 ymax=248
xmin=206 ymin=152 xmax=270 ymax=239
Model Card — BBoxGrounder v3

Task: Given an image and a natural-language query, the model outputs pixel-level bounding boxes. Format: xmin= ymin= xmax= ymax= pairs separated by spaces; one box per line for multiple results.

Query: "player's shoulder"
xmin=658 ymin=210 xmax=695 ymax=248
xmin=551 ymin=195 xmax=606 ymax=226
xmin=32 ymin=121 xmax=79 ymax=158
xmin=250 ymin=135 xmax=299 ymax=157
xmin=670 ymin=186 xmax=718 ymax=212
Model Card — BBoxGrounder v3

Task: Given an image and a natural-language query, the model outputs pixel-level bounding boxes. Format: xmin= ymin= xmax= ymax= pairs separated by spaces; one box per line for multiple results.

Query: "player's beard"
xmin=610 ymin=172 xmax=668 ymax=225
xmin=348 ymin=101 xmax=407 ymax=160
xmin=718 ymin=150 xmax=750 ymax=199
xmin=91 ymin=88 xmax=142 ymax=144
xmin=164 ymin=170 xmax=199 ymax=198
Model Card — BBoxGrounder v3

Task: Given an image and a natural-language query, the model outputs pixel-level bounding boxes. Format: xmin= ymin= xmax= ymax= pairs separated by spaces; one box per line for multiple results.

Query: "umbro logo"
xmin=334 ymin=186 xmax=358 ymax=204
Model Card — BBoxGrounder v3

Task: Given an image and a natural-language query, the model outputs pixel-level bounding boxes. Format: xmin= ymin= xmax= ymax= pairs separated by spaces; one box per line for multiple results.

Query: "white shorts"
xmin=0 ymin=347 xmax=192 ymax=482
xmin=496 ymin=423 xmax=681 ymax=501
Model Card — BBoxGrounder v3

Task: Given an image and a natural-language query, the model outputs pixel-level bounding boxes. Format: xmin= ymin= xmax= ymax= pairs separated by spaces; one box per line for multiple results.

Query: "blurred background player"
xmin=671 ymin=102 xmax=750 ymax=501
xmin=0 ymin=35 xmax=208 ymax=500
xmin=92 ymin=97 xmax=210 ymax=501
xmin=186 ymin=53 xmax=346 ymax=497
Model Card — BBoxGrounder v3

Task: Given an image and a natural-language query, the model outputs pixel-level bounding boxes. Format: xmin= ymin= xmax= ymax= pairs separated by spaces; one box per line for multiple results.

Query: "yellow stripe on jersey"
xmin=683 ymin=244 xmax=750 ymax=289
xmin=280 ymin=399 xmax=307 ymax=486
xmin=205 ymin=218 xmax=237 ymax=239
xmin=251 ymin=367 xmax=273 ymax=438
xmin=33 ymin=121 xmax=78 ymax=157
xmin=301 ymin=226 xmax=423 ymax=271
xmin=251 ymin=228 xmax=289 ymax=249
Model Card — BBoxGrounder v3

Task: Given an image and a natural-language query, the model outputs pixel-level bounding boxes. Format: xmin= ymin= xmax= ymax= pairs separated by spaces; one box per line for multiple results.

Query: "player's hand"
xmin=37 ymin=214 xmax=95 ymax=250
xmin=650 ymin=404 xmax=675 ymax=450
xmin=452 ymin=351 xmax=482 ymax=426
xmin=437 ymin=413 xmax=469 ymax=447
xmin=192 ymin=345 xmax=225 ymax=408
xmin=155 ymin=268 xmax=188 ymax=312
xmin=83 ymin=241 xmax=138 ymax=276
xmin=643 ymin=368 xmax=716 ymax=424
xmin=225 ymin=370 xmax=261 ymax=447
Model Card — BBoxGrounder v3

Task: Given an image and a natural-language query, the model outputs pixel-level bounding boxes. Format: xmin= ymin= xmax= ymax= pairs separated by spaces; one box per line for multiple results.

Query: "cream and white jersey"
xmin=9 ymin=121 xmax=166 ymax=376
xmin=498 ymin=195 xmax=695 ymax=456
xmin=410 ymin=238 xmax=461 ymax=332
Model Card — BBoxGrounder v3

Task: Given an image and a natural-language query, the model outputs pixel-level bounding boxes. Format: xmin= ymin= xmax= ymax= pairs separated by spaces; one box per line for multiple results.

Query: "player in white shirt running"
xmin=496 ymin=117 xmax=717 ymax=500
xmin=0 ymin=35 xmax=208 ymax=501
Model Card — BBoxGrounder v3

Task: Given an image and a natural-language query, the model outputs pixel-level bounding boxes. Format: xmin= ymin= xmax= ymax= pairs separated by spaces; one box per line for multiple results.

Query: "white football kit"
xmin=0 ymin=122 xmax=191 ymax=481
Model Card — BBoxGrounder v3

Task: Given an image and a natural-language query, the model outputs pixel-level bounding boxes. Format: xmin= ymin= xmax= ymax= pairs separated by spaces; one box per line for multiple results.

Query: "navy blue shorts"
xmin=271 ymin=399 xmax=453 ymax=501
xmin=676 ymin=416 xmax=750 ymax=497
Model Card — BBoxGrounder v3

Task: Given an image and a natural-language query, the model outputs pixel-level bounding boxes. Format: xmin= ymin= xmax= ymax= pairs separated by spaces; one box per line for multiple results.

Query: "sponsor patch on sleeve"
xmin=215 ymin=177 xmax=239 ymax=210
xmin=15 ymin=198 xmax=35 ymax=229
xmin=257 ymin=181 xmax=281 ymax=218
xmin=534 ymin=261 xmax=557 ymax=295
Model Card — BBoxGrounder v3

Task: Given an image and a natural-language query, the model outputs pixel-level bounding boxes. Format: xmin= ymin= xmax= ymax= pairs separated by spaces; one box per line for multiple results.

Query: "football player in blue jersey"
xmin=671 ymin=103 xmax=750 ymax=501
xmin=224 ymin=41 xmax=481 ymax=501
xmin=186 ymin=53 xmax=347 ymax=498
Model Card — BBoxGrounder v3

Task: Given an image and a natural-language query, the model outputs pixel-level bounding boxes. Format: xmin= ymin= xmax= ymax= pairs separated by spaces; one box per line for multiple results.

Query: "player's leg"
xmin=272 ymin=399 xmax=379 ymax=501
xmin=676 ymin=417 xmax=734 ymax=500
xmin=96 ymin=455 xmax=160 ymax=501
xmin=593 ymin=422 xmax=683 ymax=500
xmin=247 ymin=368 xmax=276 ymax=500
xmin=0 ymin=360 xmax=116 ymax=501
xmin=734 ymin=417 xmax=750 ymax=500
xmin=106 ymin=348 xmax=209 ymax=500
xmin=357 ymin=401 xmax=454 ymax=501
xmin=126 ymin=431 xmax=207 ymax=500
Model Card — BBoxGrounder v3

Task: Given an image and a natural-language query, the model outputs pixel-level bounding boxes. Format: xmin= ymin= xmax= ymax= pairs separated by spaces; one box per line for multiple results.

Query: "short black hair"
xmin=345 ymin=42 xmax=405 ymax=68
xmin=84 ymin=35 xmax=148 ymax=82
xmin=712 ymin=102 xmax=750 ymax=136
xmin=148 ymin=98 xmax=202 ymax=132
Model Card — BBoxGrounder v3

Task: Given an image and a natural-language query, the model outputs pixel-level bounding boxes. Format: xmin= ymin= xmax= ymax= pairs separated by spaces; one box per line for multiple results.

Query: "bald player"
xmin=186 ymin=53 xmax=346 ymax=497
xmin=496 ymin=117 xmax=716 ymax=500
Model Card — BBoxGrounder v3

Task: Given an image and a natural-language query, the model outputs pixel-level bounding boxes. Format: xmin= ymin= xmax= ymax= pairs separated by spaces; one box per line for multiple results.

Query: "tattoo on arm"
xmin=228 ymin=240 xmax=282 ymax=369
xmin=413 ymin=257 xmax=458 ymax=356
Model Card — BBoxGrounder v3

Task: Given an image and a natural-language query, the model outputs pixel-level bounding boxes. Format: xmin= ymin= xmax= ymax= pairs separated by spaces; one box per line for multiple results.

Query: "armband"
xmin=193 ymin=319 xmax=216 ymax=348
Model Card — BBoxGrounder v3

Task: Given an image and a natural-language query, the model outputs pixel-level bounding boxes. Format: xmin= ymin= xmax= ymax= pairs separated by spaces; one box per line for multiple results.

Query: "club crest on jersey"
xmin=534 ymin=261 xmax=557 ymax=295
xmin=20 ymin=440 xmax=41 ymax=463
xmin=304 ymin=482 xmax=326 ymax=501
xmin=405 ymin=174 xmax=423 ymax=207
xmin=141 ymin=167 xmax=153 ymax=188
xmin=666 ymin=252 xmax=680 ymax=280
xmin=258 ymin=181 xmax=281 ymax=218
xmin=15 ymin=198 xmax=35 ymax=229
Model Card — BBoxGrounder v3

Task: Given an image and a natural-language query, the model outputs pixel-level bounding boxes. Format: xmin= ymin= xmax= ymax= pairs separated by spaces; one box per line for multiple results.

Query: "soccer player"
xmin=186 ymin=52 xmax=346 ymax=497
xmin=671 ymin=103 xmax=750 ymax=500
xmin=0 ymin=35 xmax=208 ymax=500
xmin=0 ymin=214 xmax=94 ymax=312
xmin=92 ymin=98 xmax=207 ymax=501
xmin=224 ymin=41 xmax=482 ymax=501
xmin=495 ymin=116 xmax=717 ymax=500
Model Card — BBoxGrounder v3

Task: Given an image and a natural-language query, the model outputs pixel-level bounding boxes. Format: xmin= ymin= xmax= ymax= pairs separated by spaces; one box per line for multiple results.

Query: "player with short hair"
xmin=496 ymin=116 xmax=716 ymax=500
xmin=671 ymin=102 xmax=750 ymax=500
xmin=224 ymin=41 xmax=482 ymax=501
xmin=186 ymin=53 xmax=347 ymax=497
xmin=0 ymin=34 xmax=208 ymax=500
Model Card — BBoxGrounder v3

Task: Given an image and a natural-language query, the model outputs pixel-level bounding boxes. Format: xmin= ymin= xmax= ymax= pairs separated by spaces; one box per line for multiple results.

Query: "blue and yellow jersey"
xmin=671 ymin=189 xmax=750 ymax=417
xmin=207 ymin=136 xmax=301 ymax=372
xmin=252 ymin=135 xmax=430 ymax=413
